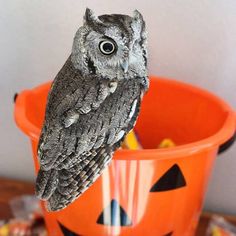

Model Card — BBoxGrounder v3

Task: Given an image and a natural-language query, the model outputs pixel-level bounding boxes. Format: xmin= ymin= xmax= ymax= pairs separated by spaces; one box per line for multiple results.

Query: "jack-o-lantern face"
xmin=55 ymin=163 xmax=188 ymax=236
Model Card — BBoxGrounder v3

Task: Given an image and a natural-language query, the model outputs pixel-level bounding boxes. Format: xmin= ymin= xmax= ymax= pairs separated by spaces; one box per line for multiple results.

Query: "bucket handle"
xmin=218 ymin=132 xmax=236 ymax=154
xmin=218 ymin=111 xmax=236 ymax=154
xmin=14 ymin=93 xmax=18 ymax=103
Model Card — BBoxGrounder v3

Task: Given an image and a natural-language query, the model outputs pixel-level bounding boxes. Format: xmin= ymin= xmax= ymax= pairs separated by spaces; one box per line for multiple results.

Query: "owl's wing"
xmin=36 ymin=58 xmax=142 ymax=211
xmin=38 ymin=57 xmax=116 ymax=170
xmin=43 ymin=57 xmax=116 ymax=126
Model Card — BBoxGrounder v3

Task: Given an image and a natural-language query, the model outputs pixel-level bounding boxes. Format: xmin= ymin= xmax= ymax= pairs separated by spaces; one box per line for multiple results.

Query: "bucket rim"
xmin=14 ymin=76 xmax=236 ymax=161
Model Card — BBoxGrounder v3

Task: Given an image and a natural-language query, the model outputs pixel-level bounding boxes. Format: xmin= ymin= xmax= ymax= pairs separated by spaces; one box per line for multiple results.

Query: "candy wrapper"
xmin=207 ymin=215 xmax=236 ymax=236
xmin=9 ymin=195 xmax=42 ymax=219
xmin=0 ymin=195 xmax=47 ymax=236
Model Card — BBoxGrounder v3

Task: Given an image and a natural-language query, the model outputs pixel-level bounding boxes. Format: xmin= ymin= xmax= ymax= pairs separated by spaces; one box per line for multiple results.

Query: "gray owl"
xmin=36 ymin=8 xmax=148 ymax=211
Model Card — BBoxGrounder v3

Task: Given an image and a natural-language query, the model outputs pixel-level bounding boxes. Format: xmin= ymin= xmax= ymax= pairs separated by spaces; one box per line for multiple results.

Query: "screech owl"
xmin=36 ymin=8 xmax=148 ymax=211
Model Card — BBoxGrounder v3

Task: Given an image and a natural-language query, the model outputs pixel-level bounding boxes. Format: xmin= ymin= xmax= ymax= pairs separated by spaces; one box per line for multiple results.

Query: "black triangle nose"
xmin=97 ymin=199 xmax=132 ymax=226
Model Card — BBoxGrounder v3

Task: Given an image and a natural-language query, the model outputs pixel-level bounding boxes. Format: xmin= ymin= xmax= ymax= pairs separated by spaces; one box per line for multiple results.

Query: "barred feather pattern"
xmin=36 ymin=56 xmax=144 ymax=211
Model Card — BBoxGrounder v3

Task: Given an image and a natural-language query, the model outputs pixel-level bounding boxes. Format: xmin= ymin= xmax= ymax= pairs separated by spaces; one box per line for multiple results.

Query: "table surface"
xmin=1 ymin=177 xmax=236 ymax=236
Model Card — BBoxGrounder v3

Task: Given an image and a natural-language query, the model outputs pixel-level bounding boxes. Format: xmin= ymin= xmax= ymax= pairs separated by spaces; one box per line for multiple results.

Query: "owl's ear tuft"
xmin=132 ymin=10 xmax=145 ymax=32
xmin=132 ymin=10 xmax=144 ymax=23
xmin=84 ymin=8 xmax=102 ymax=25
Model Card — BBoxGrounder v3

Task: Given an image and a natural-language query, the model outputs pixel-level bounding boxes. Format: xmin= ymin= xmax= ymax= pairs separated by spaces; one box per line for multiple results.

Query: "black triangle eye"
xmin=59 ymin=222 xmax=80 ymax=236
xmin=97 ymin=199 xmax=132 ymax=226
xmin=150 ymin=164 xmax=186 ymax=192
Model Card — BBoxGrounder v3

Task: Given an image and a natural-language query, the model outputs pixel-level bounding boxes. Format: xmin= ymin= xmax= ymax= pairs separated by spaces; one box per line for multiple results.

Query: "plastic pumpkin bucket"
xmin=14 ymin=76 xmax=236 ymax=236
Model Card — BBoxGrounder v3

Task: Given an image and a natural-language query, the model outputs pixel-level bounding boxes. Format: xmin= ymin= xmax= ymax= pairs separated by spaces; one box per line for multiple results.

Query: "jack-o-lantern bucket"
xmin=14 ymin=77 xmax=236 ymax=236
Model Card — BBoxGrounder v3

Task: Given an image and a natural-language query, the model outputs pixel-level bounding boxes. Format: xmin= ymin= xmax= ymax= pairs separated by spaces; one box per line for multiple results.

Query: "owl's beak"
xmin=121 ymin=61 xmax=129 ymax=73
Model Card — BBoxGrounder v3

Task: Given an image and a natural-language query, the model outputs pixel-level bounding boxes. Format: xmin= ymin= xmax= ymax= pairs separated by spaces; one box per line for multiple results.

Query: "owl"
xmin=36 ymin=8 xmax=148 ymax=211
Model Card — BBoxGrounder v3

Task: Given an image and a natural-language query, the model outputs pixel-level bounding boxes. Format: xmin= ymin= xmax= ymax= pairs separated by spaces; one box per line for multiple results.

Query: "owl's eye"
xmin=99 ymin=40 xmax=116 ymax=55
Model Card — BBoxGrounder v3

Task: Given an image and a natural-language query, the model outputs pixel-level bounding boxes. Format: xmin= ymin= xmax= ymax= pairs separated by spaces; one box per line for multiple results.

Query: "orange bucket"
xmin=14 ymin=76 xmax=236 ymax=236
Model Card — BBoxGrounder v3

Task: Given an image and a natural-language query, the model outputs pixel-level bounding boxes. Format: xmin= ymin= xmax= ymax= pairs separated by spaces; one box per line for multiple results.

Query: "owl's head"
xmin=71 ymin=8 xmax=147 ymax=81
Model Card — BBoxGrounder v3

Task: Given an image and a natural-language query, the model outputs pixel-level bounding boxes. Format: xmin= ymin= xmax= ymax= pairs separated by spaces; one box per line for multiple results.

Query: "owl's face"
xmin=72 ymin=8 xmax=147 ymax=81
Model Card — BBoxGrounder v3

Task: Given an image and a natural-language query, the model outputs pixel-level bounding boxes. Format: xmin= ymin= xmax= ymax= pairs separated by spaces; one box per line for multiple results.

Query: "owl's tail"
xmin=35 ymin=168 xmax=59 ymax=200
xmin=46 ymin=150 xmax=112 ymax=211
xmin=35 ymin=147 xmax=113 ymax=211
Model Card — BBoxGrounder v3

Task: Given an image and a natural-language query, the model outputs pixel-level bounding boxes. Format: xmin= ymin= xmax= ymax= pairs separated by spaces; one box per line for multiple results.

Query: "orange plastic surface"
xmin=14 ymin=76 xmax=236 ymax=236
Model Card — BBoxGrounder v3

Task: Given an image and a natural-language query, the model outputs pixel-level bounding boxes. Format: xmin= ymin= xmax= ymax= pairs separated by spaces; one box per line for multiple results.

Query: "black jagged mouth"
xmin=59 ymin=222 xmax=80 ymax=236
xmin=59 ymin=221 xmax=173 ymax=236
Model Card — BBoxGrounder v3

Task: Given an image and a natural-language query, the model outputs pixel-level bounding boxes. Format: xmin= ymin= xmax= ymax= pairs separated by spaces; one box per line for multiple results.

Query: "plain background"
xmin=0 ymin=0 xmax=235 ymax=214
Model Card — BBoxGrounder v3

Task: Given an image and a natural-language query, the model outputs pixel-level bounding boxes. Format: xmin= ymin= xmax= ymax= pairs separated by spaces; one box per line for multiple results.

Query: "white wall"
xmin=0 ymin=0 xmax=235 ymax=214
